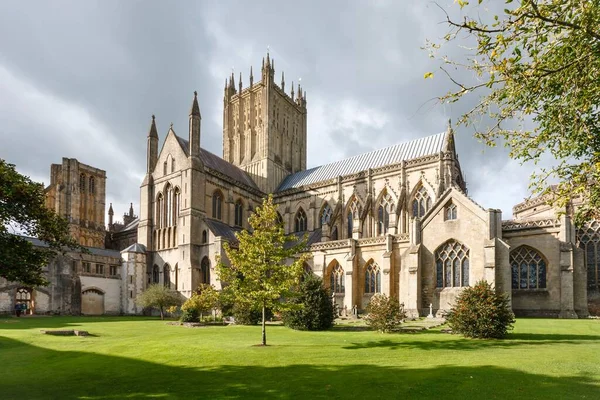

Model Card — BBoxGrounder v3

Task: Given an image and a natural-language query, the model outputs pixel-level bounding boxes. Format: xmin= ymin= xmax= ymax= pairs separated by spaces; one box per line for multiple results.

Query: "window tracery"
xmin=578 ymin=221 xmax=600 ymax=289
xmin=510 ymin=246 xmax=547 ymax=289
xmin=330 ymin=263 xmax=345 ymax=293
xmin=377 ymin=192 xmax=394 ymax=236
xmin=320 ymin=202 xmax=332 ymax=227
xmin=212 ymin=191 xmax=223 ymax=220
xmin=436 ymin=240 xmax=470 ymax=288
xmin=365 ymin=262 xmax=381 ymax=294
xmin=412 ymin=186 xmax=432 ymax=218
xmin=295 ymin=208 xmax=307 ymax=232
xmin=446 ymin=203 xmax=457 ymax=220
xmin=234 ymin=199 xmax=243 ymax=227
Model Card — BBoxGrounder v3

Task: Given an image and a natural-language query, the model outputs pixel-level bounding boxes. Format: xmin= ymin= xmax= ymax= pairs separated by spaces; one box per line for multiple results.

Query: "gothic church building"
xmin=136 ymin=54 xmax=589 ymax=318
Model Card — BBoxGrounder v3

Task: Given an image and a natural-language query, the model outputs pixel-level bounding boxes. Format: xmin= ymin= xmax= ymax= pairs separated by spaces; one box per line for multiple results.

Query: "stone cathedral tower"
xmin=222 ymin=53 xmax=307 ymax=193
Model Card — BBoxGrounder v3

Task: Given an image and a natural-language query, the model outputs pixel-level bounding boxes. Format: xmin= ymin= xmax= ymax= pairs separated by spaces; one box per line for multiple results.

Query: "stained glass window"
xmin=365 ymin=262 xmax=381 ymax=293
xmin=435 ymin=240 xmax=470 ymax=288
xmin=577 ymin=221 xmax=600 ymax=289
xmin=330 ymin=263 xmax=345 ymax=293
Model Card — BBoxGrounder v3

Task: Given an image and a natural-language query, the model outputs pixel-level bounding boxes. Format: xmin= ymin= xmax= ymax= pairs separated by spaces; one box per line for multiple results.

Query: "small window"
xmin=202 ymin=230 xmax=208 ymax=244
xmin=320 ymin=203 xmax=332 ymax=227
xmin=109 ymin=266 xmax=117 ymax=276
xmin=83 ymin=262 xmax=91 ymax=273
xmin=163 ymin=161 xmax=168 ymax=175
xmin=129 ymin=291 xmax=133 ymax=299
xmin=212 ymin=191 xmax=222 ymax=220
xmin=95 ymin=264 xmax=104 ymax=275
xmin=171 ymin=158 xmax=176 ymax=173
xmin=234 ymin=200 xmax=243 ymax=227
xmin=295 ymin=208 xmax=307 ymax=232
xmin=79 ymin=173 xmax=86 ymax=192
xmin=446 ymin=203 xmax=457 ymax=220
xmin=89 ymin=176 xmax=95 ymax=194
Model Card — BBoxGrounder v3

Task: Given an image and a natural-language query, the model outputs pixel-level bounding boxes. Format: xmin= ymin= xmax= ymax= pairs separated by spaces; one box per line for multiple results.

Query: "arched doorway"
xmin=81 ymin=288 xmax=105 ymax=315
xmin=15 ymin=288 xmax=33 ymax=315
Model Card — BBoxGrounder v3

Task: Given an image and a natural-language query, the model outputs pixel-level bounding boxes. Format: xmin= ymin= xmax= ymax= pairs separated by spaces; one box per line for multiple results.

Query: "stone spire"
xmin=189 ymin=91 xmax=201 ymax=117
xmin=148 ymin=114 xmax=158 ymax=139
xmin=238 ymin=72 xmax=242 ymax=93
xmin=108 ymin=203 xmax=114 ymax=227
xmin=128 ymin=202 xmax=134 ymax=217
xmin=291 ymin=81 xmax=294 ymax=100
xmin=249 ymin=66 xmax=254 ymax=86
xmin=281 ymin=71 xmax=285 ymax=91
xmin=147 ymin=115 xmax=158 ymax=173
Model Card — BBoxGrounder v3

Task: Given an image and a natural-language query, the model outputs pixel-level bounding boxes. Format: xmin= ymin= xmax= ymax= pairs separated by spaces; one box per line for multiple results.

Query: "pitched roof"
xmin=277 ymin=131 xmax=447 ymax=191
xmin=121 ymin=243 xmax=147 ymax=254
xmin=21 ymin=236 xmax=121 ymax=258
xmin=176 ymin=136 xmax=259 ymax=191
xmin=204 ymin=218 xmax=243 ymax=243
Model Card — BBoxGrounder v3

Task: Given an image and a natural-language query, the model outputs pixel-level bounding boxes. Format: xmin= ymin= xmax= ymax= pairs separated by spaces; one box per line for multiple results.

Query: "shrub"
xmin=364 ymin=294 xmax=406 ymax=333
xmin=180 ymin=307 xmax=199 ymax=323
xmin=446 ymin=280 xmax=515 ymax=339
xmin=136 ymin=284 xmax=182 ymax=320
xmin=283 ymin=274 xmax=336 ymax=331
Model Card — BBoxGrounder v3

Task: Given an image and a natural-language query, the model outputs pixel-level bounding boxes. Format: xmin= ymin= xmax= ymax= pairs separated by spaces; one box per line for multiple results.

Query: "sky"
xmin=0 ymin=0 xmax=543 ymax=224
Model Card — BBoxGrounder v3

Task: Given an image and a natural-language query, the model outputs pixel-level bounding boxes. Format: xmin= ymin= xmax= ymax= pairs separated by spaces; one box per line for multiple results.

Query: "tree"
xmin=283 ymin=274 xmax=336 ymax=331
xmin=364 ymin=294 xmax=406 ymax=333
xmin=0 ymin=159 xmax=80 ymax=286
xmin=181 ymin=284 xmax=220 ymax=322
xmin=446 ymin=280 xmax=515 ymax=339
xmin=136 ymin=284 xmax=182 ymax=320
xmin=217 ymin=195 xmax=309 ymax=345
xmin=426 ymin=0 xmax=600 ymax=226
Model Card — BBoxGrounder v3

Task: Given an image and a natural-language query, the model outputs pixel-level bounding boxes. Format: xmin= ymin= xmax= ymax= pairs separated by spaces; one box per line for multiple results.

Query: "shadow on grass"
xmin=0 ymin=335 xmax=597 ymax=399
xmin=0 ymin=315 xmax=163 ymax=331
xmin=342 ymin=332 xmax=600 ymax=351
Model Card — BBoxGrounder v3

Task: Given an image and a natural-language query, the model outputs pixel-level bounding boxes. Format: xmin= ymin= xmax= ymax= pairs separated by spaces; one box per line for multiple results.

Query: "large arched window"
xmin=79 ymin=173 xmax=86 ymax=192
xmin=212 ymin=191 xmax=222 ymax=220
xmin=320 ymin=202 xmax=332 ymax=227
xmin=156 ymin=193 xmax=164 ymax=229
xmin=89 ymin=176 xmax=95 ymax=194
xmin=172 ymin=187 xmax=180 ymax=226
xmin=234 ymin=199 xmax=243 ymax=227
xmin=377 ymin=192 xmax=394 ymax=236
xmin=295 ymin=208 xmax=307 ymax=232
xmin=200 ymin=257 xmax=210 ymax=284
xmin=165 ymin=184 xmax=173 ymax=226
xmin=436 ymin=240 xmax=469 ymax=288
xmin=152 ymin=265 xmax=160 ymax=284
xmin=578 ymin=221 xmax=600 ymax=290
xmin=412 ymin=186 xmax=432 ymax=218
xmin=330 ymin=263 xmax=345 ymax=293
xmin=163 ymin=264 xmax=171 ymax=288
xmin=346 ymin=197 xmax=361 ymax=238
xmin=365 ymin=262 xmax=381 ymax=294
xmin=510 ymin=246 xmax=547 ymax=289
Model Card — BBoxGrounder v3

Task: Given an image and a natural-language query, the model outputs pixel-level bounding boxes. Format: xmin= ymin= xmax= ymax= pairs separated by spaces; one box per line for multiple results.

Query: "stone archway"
xmin=81 ymin=288 xmax=105 ymax=315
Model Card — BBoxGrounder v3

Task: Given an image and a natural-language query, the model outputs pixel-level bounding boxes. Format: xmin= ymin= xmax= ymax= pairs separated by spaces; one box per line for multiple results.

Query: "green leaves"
xmin=428 ymin=0 xmax=600 ymax=224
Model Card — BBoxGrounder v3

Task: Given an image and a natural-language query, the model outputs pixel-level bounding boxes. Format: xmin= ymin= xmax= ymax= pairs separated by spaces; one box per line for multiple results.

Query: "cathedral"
xmin=1 ymin=53 xmax=597 ymax=318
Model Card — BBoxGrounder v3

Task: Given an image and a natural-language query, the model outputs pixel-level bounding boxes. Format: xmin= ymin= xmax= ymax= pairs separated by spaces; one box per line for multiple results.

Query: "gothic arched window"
xmin=153 ymin=265 xmax=160 ymax=284
xmin=330 ymin=263 xmax=345 ymax=293
xmin=89 ymin=176 xmax=95 ymax=194
xmin=446 ymin=203 xmax=457 ymax=220
xmin=200 ymin=257 xmax=210 ymax=284
xmin=171 ymin=158 xmax=176 ymax=173
xmin=365 ymin=262 xmax=381 ymax=294
xmin=377 ymin=192 xmax=394 ymax=236
xmin=412 ymin=186 xmax=432 ymax=218
xmin=510 ymin=246 xmax=547 ymax=289
xmin=172 ymin=187 xmax=180 ymax=226
xmin=212 ymin=191 xmax=222 ymax=220
xmin=201 ymin=230 xmax=208 ymax=244
xmin=295 ymin=208 xmax=307 ymax=232
xmin=435 ymin=240 xmax=470 ymax=288
xmin=165 ymin=184 xmax=173 ymax=226
xmin=320 ymin=202 xmax=332 ymax=227
xmin=578 ymin=221 xmax=600 ymax=290
xmin=163 ymin=161 xmax=167 ymax=176
xmin=347 ymin=197 xmax=361 ymax=238
xmin=156 ymin=193 xmax=164 ymax=229
xmin=234 ymin=199 xmax=243 ymax=227
xmin=79 ymin=173 xmax=86 ymax=192
xmin=347 ymin=212 xmax=353 ymax=238
xmin=163 ymin=264 xmax=171 ymax=288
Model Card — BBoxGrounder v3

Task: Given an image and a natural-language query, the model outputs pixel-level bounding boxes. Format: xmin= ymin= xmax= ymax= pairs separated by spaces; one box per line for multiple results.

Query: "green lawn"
xmin=0 ymin=317 xmax=599 ymax=399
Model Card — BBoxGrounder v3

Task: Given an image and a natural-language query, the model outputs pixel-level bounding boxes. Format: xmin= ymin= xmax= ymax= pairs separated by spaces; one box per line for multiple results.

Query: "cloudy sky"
xmin=0 ymin=0 xmax=541 ymax=223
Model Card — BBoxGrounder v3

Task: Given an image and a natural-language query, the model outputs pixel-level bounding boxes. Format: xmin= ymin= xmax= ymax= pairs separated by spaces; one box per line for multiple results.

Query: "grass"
xmin=1 ymin=317 xmax=599 ymax=399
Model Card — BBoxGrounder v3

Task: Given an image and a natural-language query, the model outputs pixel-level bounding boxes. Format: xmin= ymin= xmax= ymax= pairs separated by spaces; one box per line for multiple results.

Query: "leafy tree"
xmin=217 ymin=195 xmax=309 ymax=345
xmin=181 ymin=284 xmax=221 ymax=322
xmin=446 ymin=280 xmax=515 ymax=339
xmin=364 ymin=294 xmax=406 ymax=333
xmin=426 ymin=0 xmax=600 ymax=225
xmin=136 ymin=284 xmax=182 ymax=320
xmin=283 ymin=274 xmax=336 ymax=331
xmin=0 ymin=159 xmax=80 ymax=286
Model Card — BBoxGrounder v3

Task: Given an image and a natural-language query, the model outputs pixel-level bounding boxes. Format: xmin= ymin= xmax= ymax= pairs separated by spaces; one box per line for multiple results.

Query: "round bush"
xmin=232 ymin=303 xmax=272 ymax=325
xmin=446 ymin=280 xmax=515 ymax=339
xmin=364 ymin=294 xmax=406 ymax=333
xmin=180 ymin=308 xmax=199 ymax=323
xmin=283 ymin=274 xmax=335 ymax=331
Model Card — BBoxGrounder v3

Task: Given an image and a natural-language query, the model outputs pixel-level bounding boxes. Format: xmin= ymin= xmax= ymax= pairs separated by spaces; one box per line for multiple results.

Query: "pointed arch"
xmin=435 ymin=239 xmax=469 ymax=288
xmin=294 ymin=207 xmax=307 ymax=232
xmin=510 ymin=245 xmax=547 ymax=289
xmin=212 ymin=189 xmax=223 ymax=220
xmin=163 ymin=264 xmax=171 ymax=288
xmin=364 ymin=259 xmax=381 ymax=294
xmin=89 ymin=176 xmax=95 ymax=194
xmin=326 ymin=260 xmax=345 ymax=294
xmin=152 ymin=265 xmax=160 ymax=284
xmin=375 ymin=189 xmax=395 ymax=236
xmin=156 ymin=193 xmax=164 ymax=229
xmin=200 ymin=256 xmax=211 ymax=285
xmin=345 ymin=195 xmax=363 ymax=239
xmin=319 ymin=202 xmax=332 ymax=227
xmin=410 ymin=182 xmax=433 ymax=218
xmin=234 ymin=198 xmax=244 ymax=227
